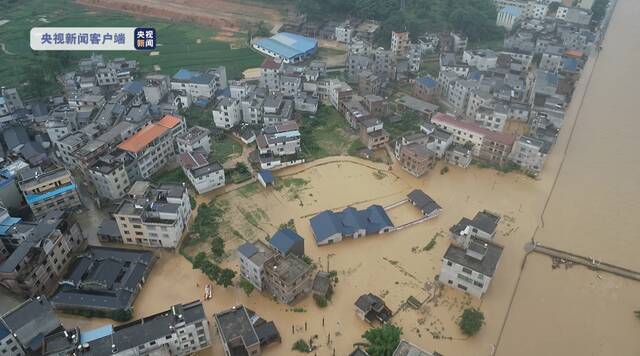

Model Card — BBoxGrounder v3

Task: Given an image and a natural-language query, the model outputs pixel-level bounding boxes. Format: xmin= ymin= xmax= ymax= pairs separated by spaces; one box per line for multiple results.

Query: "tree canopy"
xmin=298 ymin=0 xmax=503 ymax=43
xmin=458 ymin=308 xmax=485 ymax=336
xmin=362 ymin=323 xmax=402 ymax=356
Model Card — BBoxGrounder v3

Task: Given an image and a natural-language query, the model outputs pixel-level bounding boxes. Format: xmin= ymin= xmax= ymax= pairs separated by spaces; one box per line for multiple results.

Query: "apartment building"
xmin=509 ymin=135 xmax=550 ymax=175
xmin=177 ymin=126 xmax=211 ymax=154
xmin=88 ymin=151 xmax=134 ymax=201
xmin=237 ymin=240 xmax=312 ymax=304
xmin=263 ymin=94 xmax=294 ymax=125
xmin=18 ymin=167 xmax=82 ymax=218
xmin=213 ymin=97 xmax=242 ymax=129
xmin=0 ymin=210 xmax=85 ymax=297
xmin=171 ymin=67 xmax=227 ymax=100
xmin=260 ymin=58 xmax=281 ymax=92
xmin=255 ymin=121 xmax=302 ymax=170
xmin=0 ymin=296 xmax=62 ymax=356
xmin=117 ymin=116 xmax=183 ymax=179
xmin=179 ymin=151 xmax=225 ymax=194
xmin=475 ymin=104 xmax=508 ymax=132
xmin=43 ymin=300 xmax=211 ymax=356
xmin=399 ymin=144 xmax=437 ymax=177
xmin=55 ymin=132 xmax=88 ymax=168
xmin=214 ymin=305 xmax=280 ymax=356
xmin=143 ymin=74 xmax=170 ymax=105
xmin=113 ymin=181 xmax=192 ymax=248
xmin=359 ymin=118 xmax=390 ymax=150
xmin=439 ymin=236 xmax=503 ymax=298
xmin=431 ymin=112 xmax=515 ymax=165
xmin=391 ymin=31 xmax=410 ymax=56
xmin=462 ymin=49 xmax=498 ymax=71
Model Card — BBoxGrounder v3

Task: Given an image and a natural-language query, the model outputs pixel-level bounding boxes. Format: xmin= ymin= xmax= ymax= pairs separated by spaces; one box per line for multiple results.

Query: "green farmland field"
xmin=0 ymin=0 xmax=263 ymax=95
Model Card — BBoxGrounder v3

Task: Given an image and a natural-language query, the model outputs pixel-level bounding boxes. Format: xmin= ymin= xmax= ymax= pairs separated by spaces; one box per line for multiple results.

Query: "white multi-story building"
xmin=475 ymin=104 xmax=508 ymax=132
xmin=88 ymin=152 xmax=133 ymax=201
xmin=176 ymin=126 xmax=211 ymax=154
xmin=212 ymin=97 xmax=242 ymax=129
xmin=335 ymin=22 xmax=353 ymax=43
xmin=509 ymin=135 xmax=549 ymax=175
xmin=439 ymin=236 xmax=503 ymax=298
xmin=171 ymin=67 xmax=227 ymax=100
xmin=255 ymin=121 xmax=302 ymax=170
xmin=113 ymin=181 xmax=192 ymax=248
xmin=462 ymin=49 xmax=498 ymax=71
xmin=179 ymin=151 xmax=225 ymax=194
xmin=525 ymin=1 xmax=548 ymax=19
xmin=237 ymin=240 xmax=276 ymax=291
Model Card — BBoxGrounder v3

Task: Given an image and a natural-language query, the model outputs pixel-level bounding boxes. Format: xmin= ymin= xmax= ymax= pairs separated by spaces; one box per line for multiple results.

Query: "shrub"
xmin=440 ymin=166 xmax=449 ymax=175
xmin=211 ymin=237 xmax=225 ymax=258
xmin=112 ymin=308 xmax=133 ymax=322
xmin=362 ymin=324 xmax=402 ymax=356
xmin=459 ymin=308 xmax=485 ymax=336
xmin=313 ymin=294 xmax=328 ymax=308
xmin=292 ymin=339 xmax=311 ymax=353
xmin=239 ymin=277 xmax=255 ymax=296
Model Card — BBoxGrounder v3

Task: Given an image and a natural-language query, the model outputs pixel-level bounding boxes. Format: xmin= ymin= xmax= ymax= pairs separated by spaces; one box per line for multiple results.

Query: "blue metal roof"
xmin=256 ymin=32 xmax=317 ymax=60
xmin=562 ymin=57 xmax=578 ymax=72
xmin=416 ymin=76 xmax=437 ymax=89
xmin=25 ymin=184 xmax=76 ymax=204
xmin=310 ymin=210 xmax=342 ymax=243
xmin=173 ymin=68 xmax=199 ymax=81
xmin=259 ymin=170 xmax=274 ymax=184
xmin=80 ymin=325 xmax=114 ymax=344
xmin=500 ymin=6 xmax=523 ymax=17
xmin=0 ymin=322 xmax=9 ymax=340
xmin=269 ymin=229 xmax=303 ymax=254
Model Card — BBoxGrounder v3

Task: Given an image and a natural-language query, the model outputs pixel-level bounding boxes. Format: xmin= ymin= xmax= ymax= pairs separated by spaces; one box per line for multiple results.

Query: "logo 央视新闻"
xmin=134 ymin=28 xmax=156 ymax=50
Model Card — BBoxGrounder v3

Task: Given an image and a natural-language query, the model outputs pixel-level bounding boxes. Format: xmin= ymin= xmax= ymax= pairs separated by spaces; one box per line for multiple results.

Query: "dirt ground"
xmin=76 ymin=0 xmax=287 ymax=34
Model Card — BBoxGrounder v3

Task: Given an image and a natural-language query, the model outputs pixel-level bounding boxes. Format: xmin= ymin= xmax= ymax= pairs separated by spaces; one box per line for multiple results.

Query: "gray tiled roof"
xmin=443 ymin=237 xmax=503 ymax=277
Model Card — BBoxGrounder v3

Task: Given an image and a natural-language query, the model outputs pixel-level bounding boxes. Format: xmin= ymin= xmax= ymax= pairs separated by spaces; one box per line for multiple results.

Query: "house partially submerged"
xmin=407 ymin=190 xmax=442 ymax=219
xmin=354 ymin=293 xmax=392 ymax=324
xmin=439 ymin=236 xmax=504 ymax=298
xmin=269 ymin=229 xmax=304 ymax=257
xmin=309 ymin=205 xmax=394 ymax=246
xmin=214 ymin=305 xmax=280 ymax=356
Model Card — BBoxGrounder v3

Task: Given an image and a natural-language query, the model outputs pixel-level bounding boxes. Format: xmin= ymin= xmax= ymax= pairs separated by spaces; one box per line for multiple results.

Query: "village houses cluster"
xmin=0 ymin=0 xmax=607 ymax=354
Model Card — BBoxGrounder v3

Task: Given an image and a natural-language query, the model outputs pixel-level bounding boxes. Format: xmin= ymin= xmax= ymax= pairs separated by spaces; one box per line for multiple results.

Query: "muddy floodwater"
xmin=55 ymin=0 xmax=640 ymax=354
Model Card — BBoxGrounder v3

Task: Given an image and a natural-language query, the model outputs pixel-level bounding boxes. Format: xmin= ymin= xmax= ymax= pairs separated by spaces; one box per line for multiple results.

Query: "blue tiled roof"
xmin=25 ymin=184 xmax=76 ymax=204
xmin=258 ymin=170 xmax=274 ymax=184
xmin=500 ymin=6 xmax=523 ymax=17
xmin=310 ymin=205 xmax=394 ymax=243
xmin=269 ymin=229 xmax=303 ymax=254
xmin=256 ymin=32 xmax=317 ymax=60
xmin=0 ymin=322 xmax=9 ymax=340
xmin=416 ymin=76 xmax=437 ymax=89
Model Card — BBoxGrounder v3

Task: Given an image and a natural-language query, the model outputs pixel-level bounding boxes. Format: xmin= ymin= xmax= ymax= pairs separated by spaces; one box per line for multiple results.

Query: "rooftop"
xmin=269 ymin=229 xmax=303 ymax=255
xmin=214 ymin=305 xmax=260 ymax=352
xmin=444 ymin=236 xmax=504 ymax=277
xmin=255 ymin=32 xmax=318 ymax=60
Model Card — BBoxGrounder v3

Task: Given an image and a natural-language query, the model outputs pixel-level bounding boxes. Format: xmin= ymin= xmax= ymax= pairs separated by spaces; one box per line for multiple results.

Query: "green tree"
xmin=459 ymin=308 xmax=485 ymax=336
xmin=239 ymin=277 xmax=255 ymax=296
xmin=292 ymin=339 xmax=311 ymax=353
xmin=192 ymin=252 xmax=207 ymax=269
xmin=313 ymin=294 xmax=328 ymax=308
xmin=217 ymin=268 xmax=236 ymax=288
xmin=362 ymin=324 xmax=402 ymax=356
xmin=211 ymin=237 xmax=225 ymax=258
xmin=111 ymin=308 xmax=133 ymax=322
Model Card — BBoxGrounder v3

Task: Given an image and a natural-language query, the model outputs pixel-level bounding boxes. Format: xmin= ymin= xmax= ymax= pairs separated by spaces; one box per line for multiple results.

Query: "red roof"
xmin=158 ymin=115 xmax=182 ymax=129
xmin=179 ymin=151 xmax=208 ymax=169
xmin=564 ymin=49 xmax=584 ymax=58
xmin=261 ymin=58 xmax=281 ymax=70
xmin=118 ymin=124 xmax=168 ymax=153
xmin=432 ymin=112 xmax=515 ymax=145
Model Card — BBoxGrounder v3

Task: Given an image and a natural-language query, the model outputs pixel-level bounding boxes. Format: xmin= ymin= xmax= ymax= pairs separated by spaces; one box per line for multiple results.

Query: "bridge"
xmin=527 ymin=242 xmax=640 ymax=282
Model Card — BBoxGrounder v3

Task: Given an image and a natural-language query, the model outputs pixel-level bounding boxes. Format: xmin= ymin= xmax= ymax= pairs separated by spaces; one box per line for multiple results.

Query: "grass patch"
xmin=181 ymin=105 xmax=213 ymax=128
xmin=347 ymin=140 xmax=366 ymax=156
xmin=384 ymin=111 xmax=422 ymax=140
xmin=151 ymin=167 xmax=188 ymax=185
xmin=237 ymin=182 xmax=259 ymax=197
xmin=210 ymin=135 xmax=243 ymax=163
xmin=0 ymin=0 xmax=263 ymax=96
xmin=299 ymin=105 xmax=356 ymax=160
